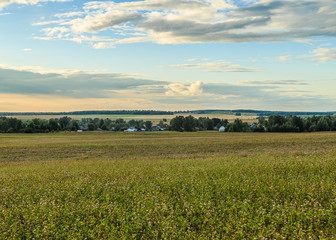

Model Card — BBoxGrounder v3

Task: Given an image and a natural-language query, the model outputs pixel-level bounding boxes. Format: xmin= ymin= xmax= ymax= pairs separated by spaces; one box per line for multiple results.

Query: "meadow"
xmin=1 ymin=131 xmax=336 ymax=239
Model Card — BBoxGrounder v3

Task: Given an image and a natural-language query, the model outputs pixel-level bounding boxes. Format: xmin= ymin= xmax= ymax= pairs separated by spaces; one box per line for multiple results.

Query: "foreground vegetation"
xmin=1 ymin=132 xmax=336 ymax=238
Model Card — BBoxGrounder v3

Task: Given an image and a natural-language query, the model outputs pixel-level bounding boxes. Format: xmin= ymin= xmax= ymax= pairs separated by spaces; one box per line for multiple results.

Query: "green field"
xmin=1 ymin=132 xmax=336 ymax=239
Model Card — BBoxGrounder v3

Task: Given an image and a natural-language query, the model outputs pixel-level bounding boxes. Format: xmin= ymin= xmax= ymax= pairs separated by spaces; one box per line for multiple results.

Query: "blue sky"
xmin=0 ymin=0 xmax=336 ymax=112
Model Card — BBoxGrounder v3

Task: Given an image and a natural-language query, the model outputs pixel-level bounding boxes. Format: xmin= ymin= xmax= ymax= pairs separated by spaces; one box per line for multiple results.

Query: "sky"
xmin=0 ymin=0 xmax=336 ymax=112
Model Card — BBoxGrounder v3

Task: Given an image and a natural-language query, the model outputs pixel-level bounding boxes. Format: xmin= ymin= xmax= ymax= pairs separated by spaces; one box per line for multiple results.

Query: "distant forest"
xmin=187 ymin=110 xmax=336 ymax=117
xmin=0 ymin=110 xmax=173 ymax=116
xmin=170 ymin=115 xmax=336 ymax=132
xmin=1 ymin=114 xmax=336 ymax=133
xmin=1 ymin=109 xmax=335 ymax=117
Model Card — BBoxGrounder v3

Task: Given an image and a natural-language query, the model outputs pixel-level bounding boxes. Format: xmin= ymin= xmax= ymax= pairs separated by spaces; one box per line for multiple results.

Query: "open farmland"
xmin=1 ymin=132 xmax=336 ymax=239
xmin=7 ymin=113 xmax=258 ymax=124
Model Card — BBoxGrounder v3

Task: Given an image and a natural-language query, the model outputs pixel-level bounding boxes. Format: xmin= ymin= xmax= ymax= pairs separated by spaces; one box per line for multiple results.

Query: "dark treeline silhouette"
xmin=0 ymin=110 xmax=173 ymax=116
xmin=169 ymin=116 xmax=227 ymax=131
xmin=0 ymin=117 xmax=169 ymax=133
xmin=0 ymin=116 xmax=78 ymax=133
xmin=181 ymin=109 xmax=336 ymax=117
xmin=260 ymin=115 xmax=336 ymax=132
xmin=169 ymin=115 xmax=336 ymax=132
xmin=1 ymin=115 xmax=336 ymax=133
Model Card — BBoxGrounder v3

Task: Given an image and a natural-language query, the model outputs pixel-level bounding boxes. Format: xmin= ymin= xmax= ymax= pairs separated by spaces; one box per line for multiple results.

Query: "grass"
xmin=1 ymin=132 xmax=336 ymax=239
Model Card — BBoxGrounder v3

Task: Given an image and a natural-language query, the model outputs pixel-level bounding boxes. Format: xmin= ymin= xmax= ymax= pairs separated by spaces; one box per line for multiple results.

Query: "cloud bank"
xmin=1 ymin=64 xmax=335 ymax=112
xmin=0 ymin=0 xmax=71 ymax=10
xmin=33 ymin=0 xmax=336 ymax=48
xmin=0 ymin=65 xmax=164 ymax=98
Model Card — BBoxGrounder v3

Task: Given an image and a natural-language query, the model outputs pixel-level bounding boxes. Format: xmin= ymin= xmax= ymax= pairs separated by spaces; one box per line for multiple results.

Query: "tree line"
xmin=0 ymin=115 xmax=336 ymax=133
xmin=0 ymin=117 xmax=168 ymax=133
xmin=260 ymin=115 xmax=336 ymax=132
xmin=176 ymin=110 xmax=336 ymax=116
xmin=0 ymin=110 xmax=173 ymax=116
xmin=169 ymin=115 xmax=336 ymax=132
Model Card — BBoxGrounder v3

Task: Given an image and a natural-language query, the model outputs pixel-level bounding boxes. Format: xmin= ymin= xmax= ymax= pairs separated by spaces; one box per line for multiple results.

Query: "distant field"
xmin=6 ymin=114 xmax=258 ymax=123
xmin=1 ymin=132 xmax=336 ymax=238
xmin=176 ymin=113 xmax=258 ymax=123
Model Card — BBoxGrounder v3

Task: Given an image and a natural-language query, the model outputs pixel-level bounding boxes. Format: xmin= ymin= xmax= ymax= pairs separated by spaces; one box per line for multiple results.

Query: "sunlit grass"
xmin=1 ymin=132 xmax=336 ymax=239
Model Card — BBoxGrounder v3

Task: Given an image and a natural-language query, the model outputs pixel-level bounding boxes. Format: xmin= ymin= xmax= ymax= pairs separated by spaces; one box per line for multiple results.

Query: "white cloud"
xmin=34 ymin=32 xmax=118 ymax=45
xmin=165 ymin=81 xmax=203 ymax=96
xmin=93 ymin=42 xmax=116 ymax=49
xmin=92 ymin=36 xmax=150 ymax=48
xmin=278 ymin=56 xmax=290 ymax=62
xmin=33 ymin=19 xmax=65 ymax=26
xmin=0 ymin=63 xmax=80 ymax=75
xmin=23 ymin=48 xmax=32 ymax=51
xmin=307 ymin=47 xmax=336 ymax=63
xmin=54 ymin=11 xmax=84 ymax=18
xmin=239 ymin=80 xmax=308 ymax=86
xmin=42 ymin=26 xmax=69 ymax=36
xmin=34 ymin=0 xmax=336 ymax=47
xmin=0 ymin=0 xmax=71 ymax=10
xmin=188 ymin=58 xmax=209 ymax=62
xmin=163 ymin=60 xmax=258 ymax=72
xmin=67 ymin=10 xmax=144 ymax=33
xmin=221 ymin=94 xmax=240 ymax=99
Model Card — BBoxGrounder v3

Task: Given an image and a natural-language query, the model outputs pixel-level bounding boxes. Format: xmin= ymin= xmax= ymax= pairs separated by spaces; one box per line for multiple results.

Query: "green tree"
xmin=145 ymin=121 xmax=152 ymax=130
xmin=232 ymin=119 xmax=245 ymax=132
xmin=198 ymin=117 xmax=214 ymax=130
xmin=116 ymin=118 xmax=125 ymax=124
xmin=0 ymin=118 xmax=9 ymax=133
xmin=88 ymin=122 xmax=96 ymax=131
xmin=258 ymin=116 xmax=266 ymax=125
xmin=212 ymin=118 xmax=221 ymax=127
xmin=317 ymin=117 xmax=330 ymax=131
xmin=170 ymin=116 xmax=184 ymax=132
xmin=70 ymin=121 xmax=79 ymax=131
xmin=59 ymin=116 xmax=72 ymax=130
xmin=289 ymin=116 xmax=304 ymax=132
xmin=158 ymin=120 xmax=166 ymax=128
xmin=104 ymin=118 xmax=112 ymax=129
xmin=48 ymin=119 xmax=60 ymax=131
xmin=221 ymin=119 xmax=229 ymax=127
xmin=99 ymin=119 xmax=105 ymax=128
xmin=183 ymin=115 xmax=196 ymax=132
